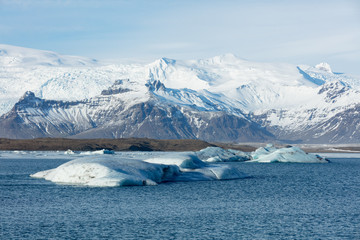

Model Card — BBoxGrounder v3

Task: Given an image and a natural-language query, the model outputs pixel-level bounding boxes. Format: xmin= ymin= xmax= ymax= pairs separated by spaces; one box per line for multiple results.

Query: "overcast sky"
xmin=1 ymin=0 xmax=359 ymax=74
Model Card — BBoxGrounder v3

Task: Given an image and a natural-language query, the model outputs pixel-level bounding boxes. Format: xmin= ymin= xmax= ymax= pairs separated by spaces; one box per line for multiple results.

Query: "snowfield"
xmin=2 ymin=44 xmax=360 ymax=143
xmin=1 ymin=43 xmax=359 ymax=116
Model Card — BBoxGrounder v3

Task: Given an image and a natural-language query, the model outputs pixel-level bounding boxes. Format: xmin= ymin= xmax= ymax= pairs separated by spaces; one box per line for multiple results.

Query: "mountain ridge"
xmin=1 ymin=44 xmax=360 ymax=143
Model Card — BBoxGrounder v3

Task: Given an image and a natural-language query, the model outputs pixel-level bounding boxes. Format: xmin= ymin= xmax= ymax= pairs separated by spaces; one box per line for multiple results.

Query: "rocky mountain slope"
xmin=1 ymin=44 xmax=359 ymax=143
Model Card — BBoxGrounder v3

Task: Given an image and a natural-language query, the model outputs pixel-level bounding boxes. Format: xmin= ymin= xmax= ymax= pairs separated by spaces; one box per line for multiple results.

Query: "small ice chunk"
xmin=64 ymin=149 xmax=75 ymax=155
xmin=250 ymin=144 xmax=277 ymax=160
xmin=196 ymin=147 xmax=250 ymax=162
xmin=79 ymin=149 xmax=115 ymax=155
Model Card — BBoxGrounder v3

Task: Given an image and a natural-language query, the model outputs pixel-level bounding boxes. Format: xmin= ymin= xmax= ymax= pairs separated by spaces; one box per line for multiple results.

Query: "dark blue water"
xmin=1 ymin=153 xmax=360 ymax=239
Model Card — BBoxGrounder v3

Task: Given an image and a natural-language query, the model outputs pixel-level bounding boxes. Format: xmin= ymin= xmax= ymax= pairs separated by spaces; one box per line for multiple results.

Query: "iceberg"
xmin=193 ymin=144 xmax=328 ymax=163
xmin=64 ymin=149 xmax=75 ymax=155
xmin=196 ymin=147 xmax=250 ymax=162
xmin=144 ymin=153 xmax=246 ymax=181
xmin=248 ymin=145 xmax=329 ymax=163
xmin=31 ymin=156 xmax=180 ymax=187
xmin=30 ymin=153 xmax=247 ymax=187
xmin=250 ymin=144 xmax=277 ymax=160
xmin=79 ymin=149 xmax=115 ymax=155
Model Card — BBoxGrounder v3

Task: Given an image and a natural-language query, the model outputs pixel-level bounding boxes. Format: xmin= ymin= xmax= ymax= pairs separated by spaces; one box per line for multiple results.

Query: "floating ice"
xmin=31 ymin=156 xmax=179 ymax=187
xmin=31 ymin=153 xmax=247 ymax=187
xmin=64 ymin=149 xmax=75 ymax=155
xmin=195 ymin=144 xmax=327 ymax=163
xmin=196 ymin=147 xmax=250 ymax=162
xmin=144 ymin=153 xmax=207 ymax=169
xmin=248 ymin=145 xmax=329 ymax=163
xmin=144 ymin=153 xmax=247 ymax=181
xmin=79 ymin=149 xmax=115 ymax=155
xmin=250 ymin=144 xmax=277 ymax=160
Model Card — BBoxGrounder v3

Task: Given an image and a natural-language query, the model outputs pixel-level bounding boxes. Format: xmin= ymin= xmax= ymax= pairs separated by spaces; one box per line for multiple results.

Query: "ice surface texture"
xmin=31 ymin=152 xmax=247 ymax=187
xmin=196 ymin=147 xmax=250 ymax=162
xmin=196 ymin=145 xmax=328 ymax=163
xmin=30 ymin=145 xmax=328 ymax=187
xmin=249 ymin=144 xmax=329 ymax=163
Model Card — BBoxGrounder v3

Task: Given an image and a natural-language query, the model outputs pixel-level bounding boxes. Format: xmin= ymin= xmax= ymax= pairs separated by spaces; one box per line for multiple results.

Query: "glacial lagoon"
xmin=1 ymin=150 xmax=359 ymax=239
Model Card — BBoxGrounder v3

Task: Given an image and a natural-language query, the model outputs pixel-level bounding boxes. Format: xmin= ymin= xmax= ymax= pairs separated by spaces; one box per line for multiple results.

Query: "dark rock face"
xmin=0 ymin=93 xmax=93 ymax=139
xmin=71 ymin=102 xmax=273 ymax=142
xmin=0 ymin=90 xmax=274 ymax=142
xmin=251 ymin=104 xmax=360 ymax=144
xmin=1 ymin=77 xmax=359 ymax=143
xmin=318 ymin=80 xmax=350 ymax=103
xmin=299 ymin=105 xmax=360 ymax=143
xmin=101 ymin=79 xmax=131 ymax=95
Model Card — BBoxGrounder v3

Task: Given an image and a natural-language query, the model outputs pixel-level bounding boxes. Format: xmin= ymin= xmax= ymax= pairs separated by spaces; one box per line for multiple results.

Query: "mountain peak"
xmin=20 ymin=91 xmax=36 ymax=100
xmin=15 ymin=91 xmax=43 ymax=109
xmin=200 ymin=53 xmax=242 ymax=65
xmin=0 ymin=43 xmax=99 ymax=67
xmin=315 ymin=62 xmax=332 ymax=73
xmin=146 ymin=80 xmax=166 ymax=92
xmin=159 ymin=57 xmax=176 ymax=65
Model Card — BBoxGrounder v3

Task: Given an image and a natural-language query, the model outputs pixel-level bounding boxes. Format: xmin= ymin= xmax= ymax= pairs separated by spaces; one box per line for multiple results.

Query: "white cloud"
xmin=0 ymin=0 xmax=359 ymax=74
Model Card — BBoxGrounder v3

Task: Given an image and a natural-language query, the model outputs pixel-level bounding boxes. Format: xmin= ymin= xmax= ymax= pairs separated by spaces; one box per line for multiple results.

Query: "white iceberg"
xmin=31 ymin=156 xmax=179 ymax=187
xmin=248 ymin=145 xmax=329 ymax=163
xmin=79 ymin=149 xmax=115 ymax=155
xmin=144 ymin=153 xmax=207 ymax=169
xmin=30 ymin=153 xmax=247 ymax=187
xmin=144 ymin=153 xmax=246 ymax=181
xmin=250 ymin=144 xmax=277 ymax=160
xmin=196 ymin=147 xmax=250 ymax=162
xmin=64 ymin=149 xmax=75 ymax=155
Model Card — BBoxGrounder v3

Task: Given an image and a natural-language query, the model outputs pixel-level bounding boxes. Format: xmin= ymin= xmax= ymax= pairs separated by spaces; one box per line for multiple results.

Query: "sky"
xmin=0 ymin=0 xmax=360 ymax=74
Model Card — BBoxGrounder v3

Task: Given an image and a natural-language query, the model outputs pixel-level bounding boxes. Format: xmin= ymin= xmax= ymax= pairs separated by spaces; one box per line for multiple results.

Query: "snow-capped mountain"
xmin=0 ymin=81 xmax=272 ymax=142
xmin=1 ymin=44 xmax=359 ymax=143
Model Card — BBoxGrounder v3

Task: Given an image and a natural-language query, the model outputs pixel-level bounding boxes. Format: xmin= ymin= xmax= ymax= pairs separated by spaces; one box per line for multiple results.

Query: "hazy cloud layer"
xmin=0 ymin=0 xmax=359 ymax=74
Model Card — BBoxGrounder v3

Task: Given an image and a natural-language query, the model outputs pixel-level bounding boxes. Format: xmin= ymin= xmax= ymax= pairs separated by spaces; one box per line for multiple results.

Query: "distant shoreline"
xmin=1 ymin=138 xmax=360 ymax=153
xmin=0 ymin=138 xmax=219 ymax=152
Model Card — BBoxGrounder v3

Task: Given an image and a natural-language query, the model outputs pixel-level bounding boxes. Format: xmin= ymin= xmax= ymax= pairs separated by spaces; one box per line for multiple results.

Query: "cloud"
xmin=272 ymin=33 xmax=360 ymax=58
xmin=147 ymin=42 xmax=195 ymax=51
xmin=0 ymin=0 xmax=359 ymax=74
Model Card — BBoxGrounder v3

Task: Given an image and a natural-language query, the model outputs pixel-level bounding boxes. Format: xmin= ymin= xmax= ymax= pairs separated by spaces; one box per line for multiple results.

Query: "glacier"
xmin=1 ymin=44 xmax=360 ymax=143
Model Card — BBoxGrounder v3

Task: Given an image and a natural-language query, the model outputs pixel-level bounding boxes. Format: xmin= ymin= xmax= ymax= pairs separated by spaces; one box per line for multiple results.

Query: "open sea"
xmin=1 ymin=151 xmax=360 ymax=239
